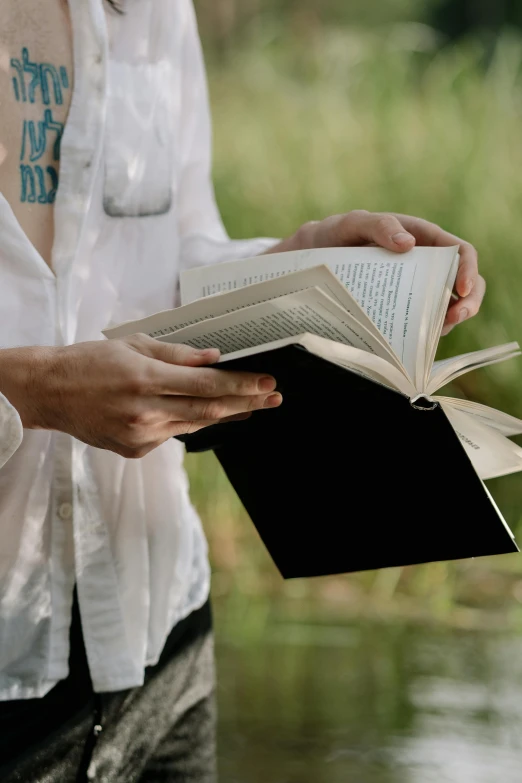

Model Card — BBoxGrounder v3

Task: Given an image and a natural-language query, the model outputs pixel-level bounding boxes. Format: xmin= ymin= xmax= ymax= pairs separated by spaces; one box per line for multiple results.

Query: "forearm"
xmin=0 ymin=346 xmax=57 ymax=429
xmin=0 ymin=348 xmax=40 ymax=467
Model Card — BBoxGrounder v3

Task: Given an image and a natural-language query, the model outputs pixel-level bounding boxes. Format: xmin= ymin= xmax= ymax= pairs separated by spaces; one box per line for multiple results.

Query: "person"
xmin=0 ymin=0 xmax=485 ymax=781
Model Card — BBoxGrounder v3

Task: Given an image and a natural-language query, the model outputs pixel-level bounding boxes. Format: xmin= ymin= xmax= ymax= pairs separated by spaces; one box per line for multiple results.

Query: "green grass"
xmin=186 ymin=26 xmax=522 ymax=630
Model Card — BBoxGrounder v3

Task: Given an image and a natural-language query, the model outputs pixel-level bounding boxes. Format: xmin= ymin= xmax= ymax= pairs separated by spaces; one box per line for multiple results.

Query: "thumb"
xmin=344 ymin=212 xmax=416 ymax=253
xmin=125 ymin=333 xmax=220 ymax=367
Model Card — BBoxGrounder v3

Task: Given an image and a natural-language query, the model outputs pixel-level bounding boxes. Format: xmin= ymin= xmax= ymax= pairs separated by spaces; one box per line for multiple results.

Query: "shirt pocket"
xmin=103 ymin=60 xmax=175 ymax=218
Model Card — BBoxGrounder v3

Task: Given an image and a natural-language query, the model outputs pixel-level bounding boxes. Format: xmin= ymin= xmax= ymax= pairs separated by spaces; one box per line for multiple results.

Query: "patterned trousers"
xmin=0 ymin=600 xmax=217 ymax=783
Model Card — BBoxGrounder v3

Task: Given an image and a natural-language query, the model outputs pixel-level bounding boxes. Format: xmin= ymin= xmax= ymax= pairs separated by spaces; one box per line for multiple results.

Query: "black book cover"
xmin=177 ymin=344 xmax=519 ymax=578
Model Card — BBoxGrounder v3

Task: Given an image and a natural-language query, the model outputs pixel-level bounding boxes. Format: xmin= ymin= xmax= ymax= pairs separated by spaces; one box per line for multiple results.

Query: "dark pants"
xmin=0 ymin=596 xmax=217 ymax=783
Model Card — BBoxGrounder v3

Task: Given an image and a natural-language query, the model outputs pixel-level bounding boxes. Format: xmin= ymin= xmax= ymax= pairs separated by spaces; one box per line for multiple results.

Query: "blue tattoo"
xmin=10 ymin=47 xmax=69 ymax=106
xmin=20 ymin=165 xmax=36 ymax=203
xmin=59 ymin=66 xmax=69 ymax=91
xmin=46 ymin=166 xmax=58 ymax=204
xmin=10 ymin=47 xmax=70 ymax=204
xmin=21 ymin=110 xmax=64 ymax=163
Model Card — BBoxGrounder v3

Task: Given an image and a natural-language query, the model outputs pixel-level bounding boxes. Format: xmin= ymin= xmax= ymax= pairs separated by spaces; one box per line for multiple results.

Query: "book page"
xmin=181 ymin=246 xmax=457 ymax=385
xmin=157 ymin=287 xmax=398 ymax=359
xmin=436 ymin=397 xmax=522 ymax=437
xmin=214 ymin=332 xmax=417 ymax=398
xmin=103 ymin=267 xmax=335 ymax=338
xmin=103 ymin=266 xmax=397 ymax=370
xmin=423 ymin=253 xmax=459 ymax=383
xmin=426 ymin=342 xmax=521 ymax=395
xmin=442 ymin=403 xmax=522 ymax=480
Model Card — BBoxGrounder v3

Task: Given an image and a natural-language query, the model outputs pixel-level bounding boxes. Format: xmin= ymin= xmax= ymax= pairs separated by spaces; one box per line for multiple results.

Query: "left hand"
xmin=267 ymin=210 xmax=485 ymax=335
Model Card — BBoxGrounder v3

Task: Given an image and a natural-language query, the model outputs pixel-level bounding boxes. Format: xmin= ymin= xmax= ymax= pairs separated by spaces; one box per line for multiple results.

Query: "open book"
xmin=104 ymin=246 xmax=521 ymax=577
xmin=105 ymin=246 xmax=522 ymax=484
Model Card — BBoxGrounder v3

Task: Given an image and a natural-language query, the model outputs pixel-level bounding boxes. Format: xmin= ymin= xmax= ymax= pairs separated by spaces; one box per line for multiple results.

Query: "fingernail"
xmin=258 ymin=376 xmax=277 ymax=393
xmin=462 ymin=279 xmax=474 ymax=297
xmin=392 ymin=232 xmax=414 ymax=245
xmin=264 ymin=392 xmax=282 ymax=408
xmin=197 ymin=347 xmax=219 ymax=357
xmin=459 ymin=307 xmax=469 ymax=323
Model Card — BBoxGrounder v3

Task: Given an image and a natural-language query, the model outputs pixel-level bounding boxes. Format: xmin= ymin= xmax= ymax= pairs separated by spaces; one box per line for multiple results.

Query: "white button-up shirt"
xmin=0 ymin=0 xmax=275 ymax=699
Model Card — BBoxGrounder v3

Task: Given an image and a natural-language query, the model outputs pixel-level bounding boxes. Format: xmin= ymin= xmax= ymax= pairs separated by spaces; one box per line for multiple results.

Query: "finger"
xmin=174 ymin=411 xmax=258 ymax=435
xmin=151 ymin=391 xmax=283 ymax=423
xmin=391 ymin=215 xmax=478 ymax=297
xmin=171 ymin=409 xmax=261 ymax=435
xmin=304 ymin=211 xmax=416 ymax=252
xmin=444 ymin=274 xmax=486 ymax=330
xmin=447 ymin=274 xmax=486 ymax=324
xmin=340 ymin=211 xmax=416 ymax=252
xmin=167 ymin=419 xmax=240 ymax=438
xmin=164 ymin=396 xmax=282 ymax=437
xmin=126 ymin=333 xmax=221 ymax=368
xmin=146 ymin=359 xmax=277 ymax=398
xmin=220 ymin=412 xmax=253 ymax=423
xmin=454 ymin=243 xmax=479 ymax=299
xmin=121 ymin=412 xmax=255 ymax=454
xmin=125 ymin=334 xmax=279 ymax=397
xmin=174 ymin=420 xmax=219 ymax=436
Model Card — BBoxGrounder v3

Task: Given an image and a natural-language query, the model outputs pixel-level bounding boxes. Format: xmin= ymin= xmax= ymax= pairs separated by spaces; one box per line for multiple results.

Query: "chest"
xmin=0 ymin=0 xmax=186 ymax=282
xmin=0 ymin=0 xmax=73 ymax=266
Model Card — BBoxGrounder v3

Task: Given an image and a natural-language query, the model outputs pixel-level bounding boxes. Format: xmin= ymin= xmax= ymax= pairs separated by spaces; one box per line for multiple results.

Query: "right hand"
xmin=0 ymin=334 xmax=282 ymax=458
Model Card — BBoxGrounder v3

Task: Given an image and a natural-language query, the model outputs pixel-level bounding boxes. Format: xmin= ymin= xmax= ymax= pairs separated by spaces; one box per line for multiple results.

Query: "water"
xmin=215 ymin=619 xmax=522 ymax=782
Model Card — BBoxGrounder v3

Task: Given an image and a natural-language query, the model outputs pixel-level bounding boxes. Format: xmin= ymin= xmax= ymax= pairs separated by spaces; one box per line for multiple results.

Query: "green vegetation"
xmin=186 ymin=24 xmax=522 ymax=632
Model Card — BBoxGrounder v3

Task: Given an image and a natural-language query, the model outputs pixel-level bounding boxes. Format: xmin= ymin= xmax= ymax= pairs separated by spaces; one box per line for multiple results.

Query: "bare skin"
xmin=0 ymin=336 xmax=282 ymax=459
xmin=0 ymin=0 xmax=73 ymax=268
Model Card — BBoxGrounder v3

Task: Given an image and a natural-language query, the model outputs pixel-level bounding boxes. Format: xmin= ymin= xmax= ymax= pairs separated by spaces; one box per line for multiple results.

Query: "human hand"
xmin=0 ymin=334 xmax=281 ymax=458
xmin=268 ymin=210 xmax=485 ymax=335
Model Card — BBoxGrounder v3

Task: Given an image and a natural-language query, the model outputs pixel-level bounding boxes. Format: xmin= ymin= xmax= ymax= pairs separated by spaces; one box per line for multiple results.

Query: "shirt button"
xmin=58 ymin=502 xmax=73 ymax=520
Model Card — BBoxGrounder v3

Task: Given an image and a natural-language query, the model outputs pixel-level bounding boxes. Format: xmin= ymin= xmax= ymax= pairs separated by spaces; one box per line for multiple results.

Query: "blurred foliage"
xmin=186 ymin=13 xmax=522 ymax=632
xmin=432 ymin=0 xmax=522 ymax=42
xmin=195 ymin=0 xmax=522 ymax=56
xmin=195 ymin=0 xmax=427 ymax=53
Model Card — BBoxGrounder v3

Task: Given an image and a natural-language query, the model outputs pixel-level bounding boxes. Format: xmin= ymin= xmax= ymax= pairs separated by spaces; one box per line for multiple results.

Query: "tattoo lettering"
xmin=10 ymin=47 xmax=69 ymax=105
xmin=20 ymin=110 xmax=64 ymax=163
xmin=20 ymin=164 xmax=59 ymax=205
xmin=10 ymin=47 xmax=70 ymax=204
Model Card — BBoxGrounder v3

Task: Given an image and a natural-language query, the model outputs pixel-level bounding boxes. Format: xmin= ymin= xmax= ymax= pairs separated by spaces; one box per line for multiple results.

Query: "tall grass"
xmin=187 ymin=26 xmax=522 ymax=630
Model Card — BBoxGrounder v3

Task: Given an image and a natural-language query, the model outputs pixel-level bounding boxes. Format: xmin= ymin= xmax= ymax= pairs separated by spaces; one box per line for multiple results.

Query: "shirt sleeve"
xmin=0 ymin=392 xmax=23 ymax=469
xmin=177 ymin=0 xmax=279 ymax=272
